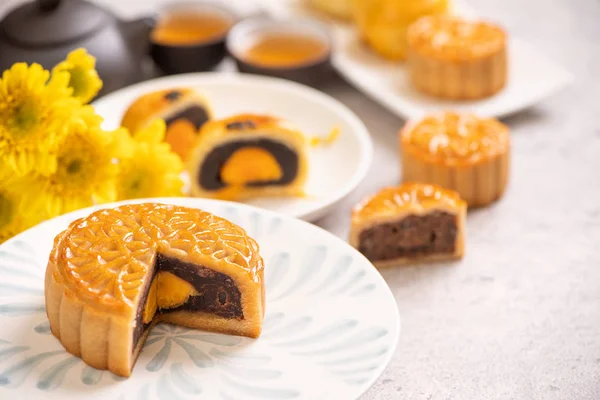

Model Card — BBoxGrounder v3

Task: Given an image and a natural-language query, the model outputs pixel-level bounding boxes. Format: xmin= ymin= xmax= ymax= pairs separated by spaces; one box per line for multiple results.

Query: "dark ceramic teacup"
xmin=226 ymin=17 xmax=333 ymax=86
xmin=150 ymin=1 xmax=237 ymax=75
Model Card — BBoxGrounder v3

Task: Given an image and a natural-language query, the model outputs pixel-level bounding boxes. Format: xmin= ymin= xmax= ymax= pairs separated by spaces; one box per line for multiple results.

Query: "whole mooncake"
xmin=350 ymin=183 xmax=466 ymax=266
xmin=400 ymin=111 xmax=510 ymax=207
xmin=353 ymin=0 xmax=449 ymax=60
xmin=187 ymin=113 xmax=309 ymax=201
xmin=45 ymin=203 xmax=265 ymax=377
xmin=407 ymin=15 xmax=507 ymax=99
xmin=121 ymin=88 xmax=213 ymax=161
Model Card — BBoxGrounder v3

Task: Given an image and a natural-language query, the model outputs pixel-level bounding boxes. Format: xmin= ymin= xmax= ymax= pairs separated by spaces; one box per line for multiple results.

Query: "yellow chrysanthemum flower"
xmin=53 ymin=48 xmax=103 ymax=104
xmin=0 ymin=63 xmax=76 ymax=176
xmin=0 ymin=189 xmax=29 ymax=243
xmin=0 ymin=172 xmax=44 ymax=243
xmin=116 ymin=120 xmax=184 ymax=200
xmin=37 ymin=106 xmax=120 ymax=217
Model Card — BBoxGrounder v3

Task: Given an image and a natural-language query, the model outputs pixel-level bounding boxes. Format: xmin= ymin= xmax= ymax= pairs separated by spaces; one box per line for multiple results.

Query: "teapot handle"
xmin=37 ymin=0 xmax=61 ymax=12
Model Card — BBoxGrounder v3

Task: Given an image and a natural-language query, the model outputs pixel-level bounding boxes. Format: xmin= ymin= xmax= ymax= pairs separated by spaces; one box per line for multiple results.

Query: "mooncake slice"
xmin=45 ymin=203 xmax=265 ymax=377
xmin=350 ymin=183 xmax=466 ymax=267
xmin=121 ymin=88 xmax=213 ymax=161
xmin=187 ymin=114 xmax=309 ymax=201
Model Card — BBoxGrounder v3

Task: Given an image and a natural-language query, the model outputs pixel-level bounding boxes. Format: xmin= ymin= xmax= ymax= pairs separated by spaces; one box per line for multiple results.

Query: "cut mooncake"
xmin=400 ymin=111 xmax=510 ymax=207
xmin=121 ymin=88 xmax=213 ymax=161
xmin=45 ymin=203 xmax=265 ymax=377
xmin=350 ymin=183 xmax=466 ymax=267
xmin=187 ymin=114 xmax=309 ymax=200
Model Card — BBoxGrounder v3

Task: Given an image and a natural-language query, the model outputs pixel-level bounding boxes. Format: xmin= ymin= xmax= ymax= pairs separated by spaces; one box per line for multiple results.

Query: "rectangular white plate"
xmin=259 ymin=0 xmax=574 ymax=120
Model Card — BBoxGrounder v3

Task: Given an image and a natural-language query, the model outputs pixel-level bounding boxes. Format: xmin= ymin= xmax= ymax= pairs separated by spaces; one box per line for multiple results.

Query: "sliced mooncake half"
xmin=45 ymin=203 xmax=265 ymax=377
xmin=121 ymin=88 xmax=213 ymax=161
xmin=350 ymin=183 xmax=466 ymax=267
xmin=187 ymin=114 xmax=309 ymax=201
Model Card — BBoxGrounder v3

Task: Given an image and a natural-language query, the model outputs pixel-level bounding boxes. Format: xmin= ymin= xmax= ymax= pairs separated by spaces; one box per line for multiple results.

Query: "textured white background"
xmin=1 ymin=0 xmax=599 ymax=399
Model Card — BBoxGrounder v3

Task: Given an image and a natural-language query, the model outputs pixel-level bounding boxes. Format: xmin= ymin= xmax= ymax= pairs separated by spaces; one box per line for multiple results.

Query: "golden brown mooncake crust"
xmin=120 ymin=88 xmax=213 ymax=161
xmin=120 ymin=88 xmax=210 ymax=132
xmin=407 ymin=15 xmax=507 ymax=100
xmin=187 ymin=113 xmax=309 ymax=201
xmin=353 ymin=0 xmax=450 ymax=61
xmin=45 ymin=203 xmax=265 ymax=377
xmin=350 ymin=183 xmax=467 ymax=267
xmin=352 ymin=183 xmax=465 ymax=220
xmin=196 ymin=113 xmax=303 ymax=140
xmin=400 ymin=112 xmax=510 ymax=207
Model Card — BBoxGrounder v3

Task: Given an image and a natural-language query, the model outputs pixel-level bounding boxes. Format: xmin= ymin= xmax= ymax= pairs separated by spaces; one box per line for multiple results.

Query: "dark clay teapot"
xmin=0 ymin=0 xmax=152 ymax=96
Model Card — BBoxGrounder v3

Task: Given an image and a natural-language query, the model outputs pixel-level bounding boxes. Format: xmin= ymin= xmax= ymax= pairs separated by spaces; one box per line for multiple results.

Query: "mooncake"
xmin=187 ymin=114 xmax=309 ymax=201
xmin=407 ymin=15 xmax=507 ymax=99
xmin=399 ymin=111 xmax=510 ymax=207
xmin=45 ymin=203 xmax=265 ymax=377
xmin=353 ymin=0 xmax=449 ymax=60
xmin=121 ymin=88 xmax=213 ymax=161
xmin=350 ymin=183 xmax=466 ymax=267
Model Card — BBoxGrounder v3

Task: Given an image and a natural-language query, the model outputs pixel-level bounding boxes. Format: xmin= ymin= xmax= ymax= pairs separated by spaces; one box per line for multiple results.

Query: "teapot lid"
xmin=1 ymin=0 xmax=111 ymax=47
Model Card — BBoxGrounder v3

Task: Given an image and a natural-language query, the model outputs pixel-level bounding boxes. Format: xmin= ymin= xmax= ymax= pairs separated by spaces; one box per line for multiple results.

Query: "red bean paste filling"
xmin=164 ymin=105 xmax=210 ymax=130
xmin=198 ymin=138 xmax=298 ymax=191
xmin=133 ymin=254 xmax=243 ymax=351
xmin=358 ymin=211 xmax=458 ymax=261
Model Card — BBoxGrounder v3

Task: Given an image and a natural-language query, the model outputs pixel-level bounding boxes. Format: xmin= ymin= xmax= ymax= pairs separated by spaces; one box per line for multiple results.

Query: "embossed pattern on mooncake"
xmin=352 ymin=183 xmax=465 ymax=220
xmin=52 ymin=203 xmax=261 ymax=315
xmin=401 ymin=112 xmax=510 ymax=165
xmin=408 ymin=15 xmax=506 ymax=61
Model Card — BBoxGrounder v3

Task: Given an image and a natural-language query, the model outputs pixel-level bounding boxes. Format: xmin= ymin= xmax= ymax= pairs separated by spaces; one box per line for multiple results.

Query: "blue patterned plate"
xmin=0 ymin=198 xmax=400 ymax=400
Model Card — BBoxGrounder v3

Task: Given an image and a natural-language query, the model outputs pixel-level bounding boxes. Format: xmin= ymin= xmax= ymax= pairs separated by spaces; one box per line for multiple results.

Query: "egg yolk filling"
xmin=135 ymin=254 xmax=243 ymax=351
xmin=161 ymin=103 xmax=211 ymax=161
xmin=165 ymin=119 xmax=198 ymax=161
xmin=198 ymin=138 xmax=300 ymax=193
xmin=220 ymin=147 xmax=283 ymax=185
xmin=142 ymin=272 xmax=199 ymax=324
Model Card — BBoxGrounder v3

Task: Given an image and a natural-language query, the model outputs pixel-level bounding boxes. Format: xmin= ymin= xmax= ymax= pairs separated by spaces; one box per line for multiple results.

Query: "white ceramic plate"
xmin=91 ymin=73 xmax=373 ymax=222
xmin=0 ymin=198 xmax=399 ymax=400
xmin=260 ymin=0 xmax=574 ymax=120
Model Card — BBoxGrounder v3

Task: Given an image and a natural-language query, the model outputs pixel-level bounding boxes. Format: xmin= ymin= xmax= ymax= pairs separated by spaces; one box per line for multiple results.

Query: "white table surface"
xmin=1 ymin=0 xmax=599 ymax=399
